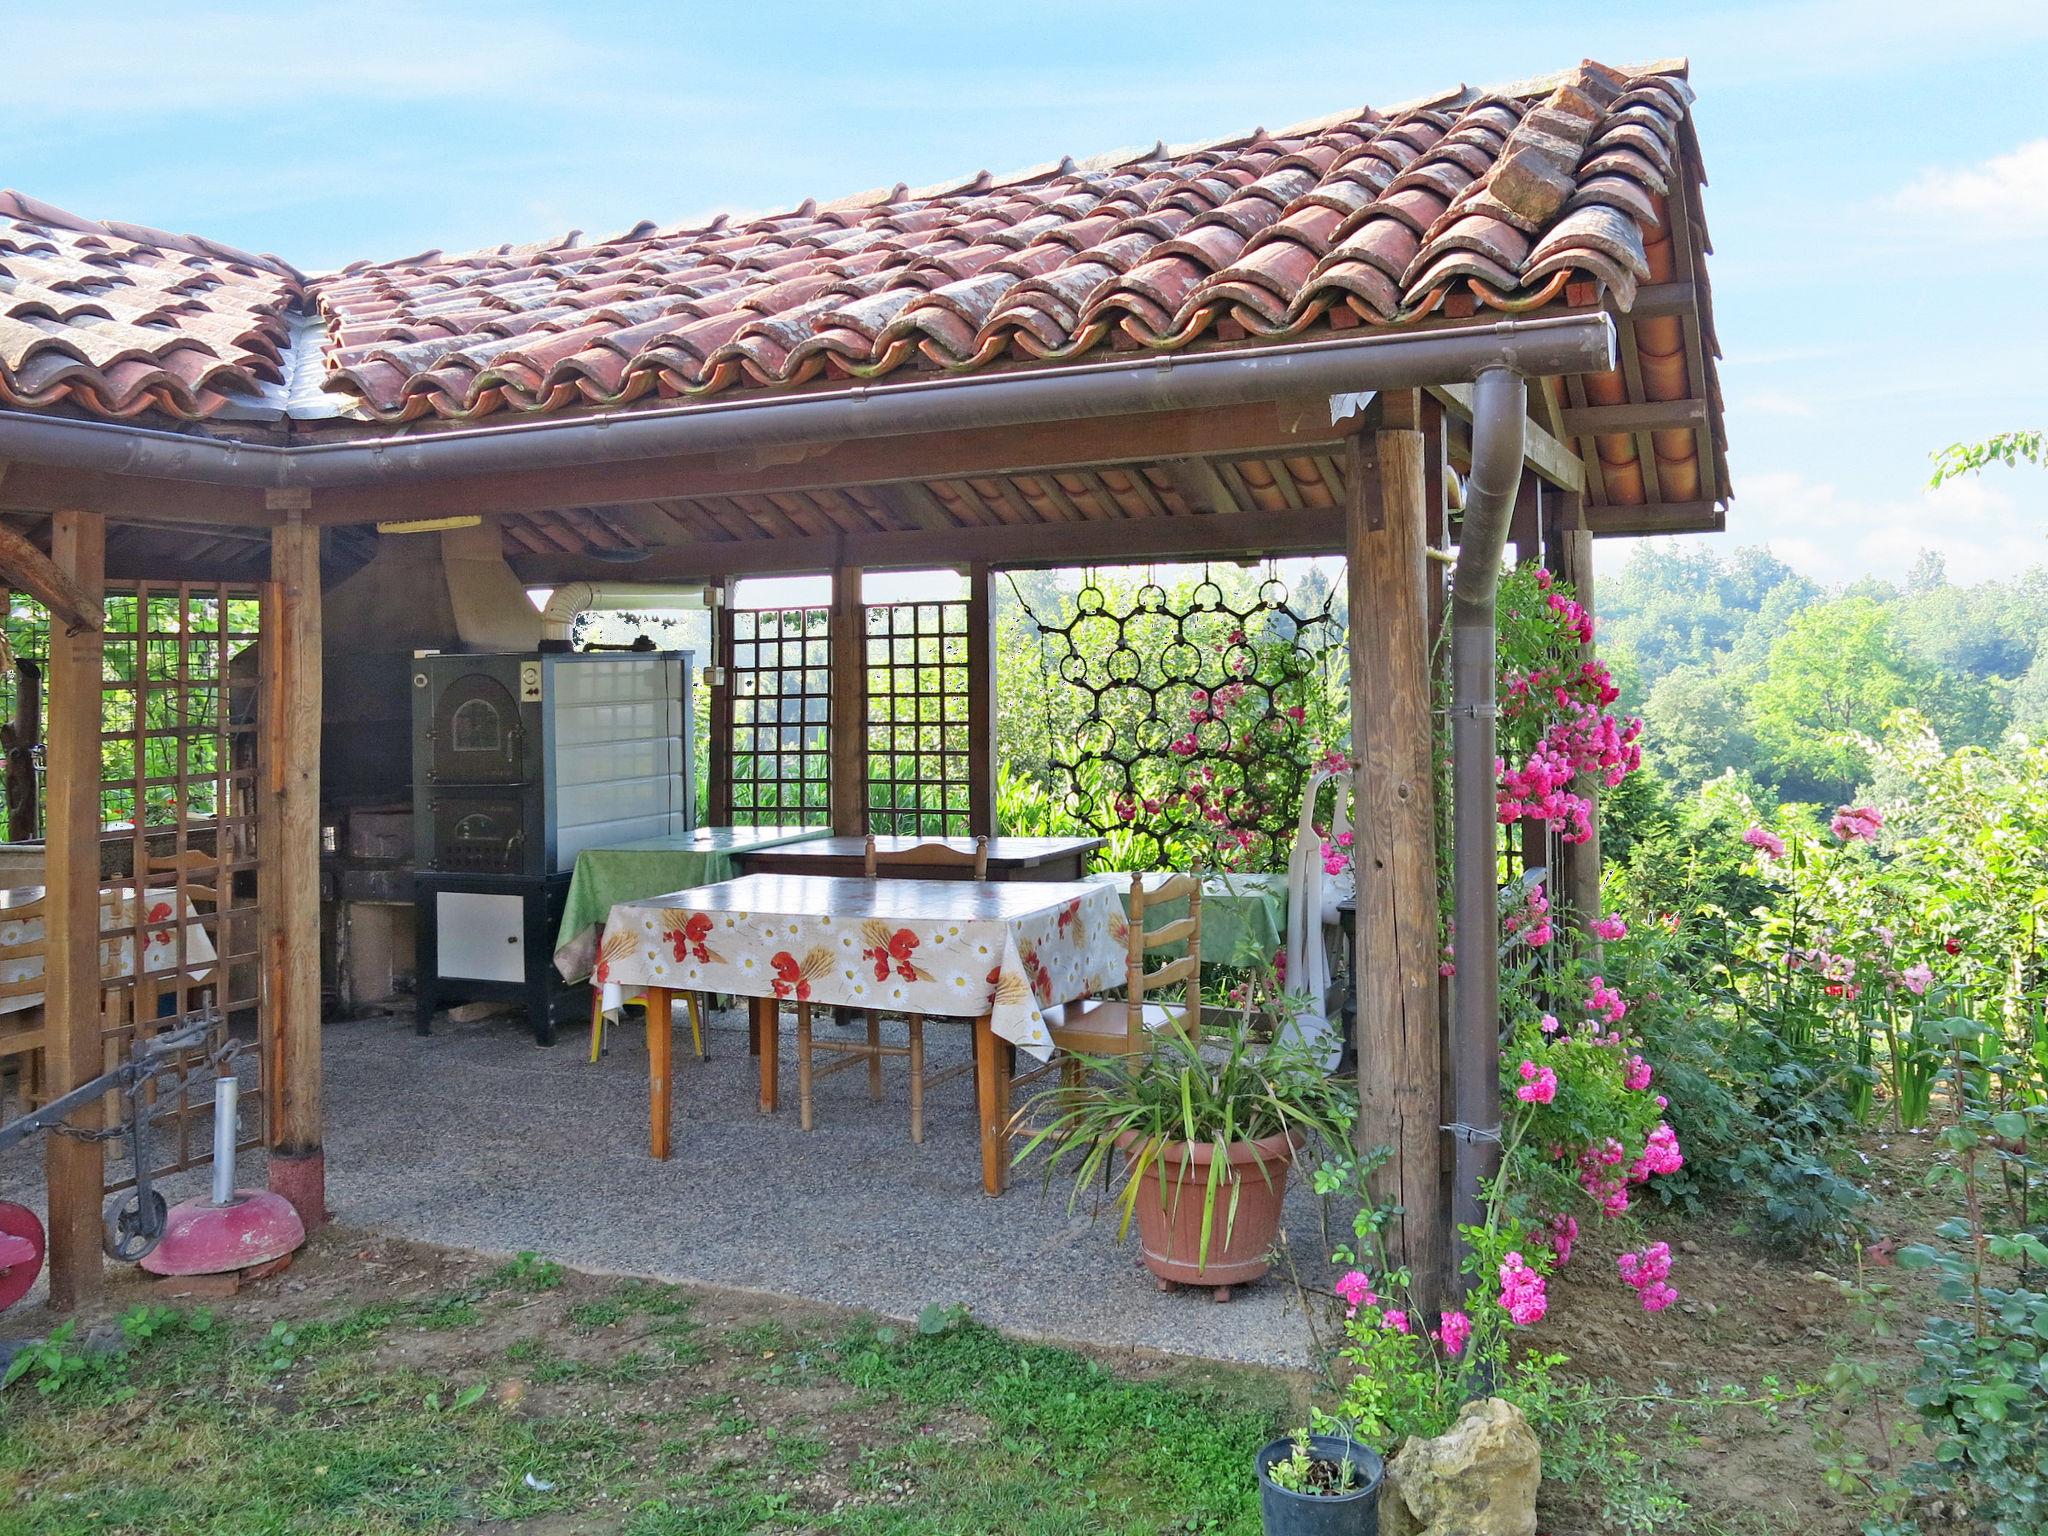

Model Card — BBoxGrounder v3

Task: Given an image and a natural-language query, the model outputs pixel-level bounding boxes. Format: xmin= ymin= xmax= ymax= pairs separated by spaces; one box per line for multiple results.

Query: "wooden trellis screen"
xmin=712 ymin=601 xmax=834 ymax=827
xmin=98 ymin=581 xmax=270 ymax=1190
xmin=864 ymin=596 xmax=972 ymax=837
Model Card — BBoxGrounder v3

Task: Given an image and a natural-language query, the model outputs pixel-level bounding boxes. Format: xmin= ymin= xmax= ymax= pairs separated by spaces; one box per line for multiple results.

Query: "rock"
xmin=1382 ymin=1397 xmax=1540 ymax=1536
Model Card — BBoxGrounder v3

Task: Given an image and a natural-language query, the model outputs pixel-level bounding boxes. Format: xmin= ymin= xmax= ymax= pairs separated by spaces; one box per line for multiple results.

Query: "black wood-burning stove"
xmin=411 ymin=650 xmax=693 ymax=1042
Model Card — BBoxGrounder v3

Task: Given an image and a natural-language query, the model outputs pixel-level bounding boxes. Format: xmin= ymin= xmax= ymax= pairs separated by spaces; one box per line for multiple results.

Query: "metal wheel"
xmin=102 ymin=1188 xmax=168 ymax=1263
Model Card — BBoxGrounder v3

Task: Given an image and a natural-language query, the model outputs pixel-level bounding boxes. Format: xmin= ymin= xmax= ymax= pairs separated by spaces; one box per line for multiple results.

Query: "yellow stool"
xmin=589 ymin=988 xmax=706 ymax=1064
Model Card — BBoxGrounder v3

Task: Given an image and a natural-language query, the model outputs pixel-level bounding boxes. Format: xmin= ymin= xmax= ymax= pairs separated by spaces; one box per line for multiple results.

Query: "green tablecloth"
xmin=1087 ymin=871 xmax=1289 ymax=971
xmin=552 ymin=827 xmax=827 ymax=980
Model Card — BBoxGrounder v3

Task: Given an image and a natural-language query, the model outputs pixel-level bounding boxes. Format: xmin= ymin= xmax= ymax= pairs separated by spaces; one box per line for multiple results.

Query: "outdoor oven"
xmin=411 ymin=650 xmax=695 ymax=1041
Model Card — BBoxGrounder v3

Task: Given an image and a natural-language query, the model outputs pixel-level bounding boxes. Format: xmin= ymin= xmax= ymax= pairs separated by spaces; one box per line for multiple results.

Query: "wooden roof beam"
xmin=506 ymin=503 xmax=1345 ymax=582
xmin=1426 ymin=383 xmax=1584 ymax=493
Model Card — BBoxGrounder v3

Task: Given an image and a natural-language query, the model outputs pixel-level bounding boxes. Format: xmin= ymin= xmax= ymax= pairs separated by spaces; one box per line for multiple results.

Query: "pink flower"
xmin=1434 ymin=1309 xmax=1470 ymax=1355
xmin=1498 ymin=1254 xmax=1547 ymax=1327
xmin=1586 ymin=976 xmax=1627 ymax=1024
xmin=1742 ymin=826 xmax=1786 ymax=861
xmin=1590 ymin=914 xmax=1628 ymax=941
xmin=1623 ymin=1054 xmax=1653 ymax=1092
xmin=1333 ymin=1270 xmax=1377 ymax=1318
xmin=1515 ymin=1060 xmax=1558 ymax=1104
xmin=1830 ymin=805 xmax=1884 ymax=843
xmin=1544 ymin=1212 xmax=1579 ymax=1268
xmin=1628 ymin=1122 xmax=1684 ymax=1183
xmin=1618 ymin=1242 xmax=1679 ymax=1312
xmin=1900 ymin=962 xmax=1933 ymax=997
xmin=1383 ymin=1309 xmax=1410 ymax=1334
xmin=1540 ymin=1012 xmax=1560 ymax=1034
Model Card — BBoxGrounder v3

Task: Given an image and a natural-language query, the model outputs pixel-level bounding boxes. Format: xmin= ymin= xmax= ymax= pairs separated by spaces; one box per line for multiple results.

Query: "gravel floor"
xmin=4 ymin=1005 xmax=1333 ymax=1365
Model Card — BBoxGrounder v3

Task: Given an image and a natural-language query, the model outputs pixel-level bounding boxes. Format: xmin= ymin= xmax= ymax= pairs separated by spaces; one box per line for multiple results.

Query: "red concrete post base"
xmin=267 ymin=1147 xmax=328 ymax=1234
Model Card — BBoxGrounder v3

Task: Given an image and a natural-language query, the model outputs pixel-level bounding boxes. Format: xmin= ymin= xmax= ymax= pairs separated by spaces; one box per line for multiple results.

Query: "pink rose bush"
xmin=1493 ymin=565 xmax=1644 ymax=845
xmin=1830 ymin=804 xmax=1884 ymax=843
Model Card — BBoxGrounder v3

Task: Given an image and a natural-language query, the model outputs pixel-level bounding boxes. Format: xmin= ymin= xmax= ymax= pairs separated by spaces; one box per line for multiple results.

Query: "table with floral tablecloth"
xmin=0 ymin=886 xmax=216 ymax=1017
xmin=599 ymin=873 xmax=1128 ymax=1190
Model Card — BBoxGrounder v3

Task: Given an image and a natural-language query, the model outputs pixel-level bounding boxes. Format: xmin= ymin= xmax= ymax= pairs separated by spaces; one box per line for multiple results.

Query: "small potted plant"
xmin=1013 ymin=1017 xmax=1352 ymax=1299
xmin=1256 ymin=1429 xmax=1383 ymax=1534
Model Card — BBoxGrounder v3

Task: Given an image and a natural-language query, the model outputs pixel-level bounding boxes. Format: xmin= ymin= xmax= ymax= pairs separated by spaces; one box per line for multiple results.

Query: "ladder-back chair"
xmin=794 ymin=834 xmax=989 ymax=1142
xmin=1045 ymin=871 xmax=1202 ymax=1065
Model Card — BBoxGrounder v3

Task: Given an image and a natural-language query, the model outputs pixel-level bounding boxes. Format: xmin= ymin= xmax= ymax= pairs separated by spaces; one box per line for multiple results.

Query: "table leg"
xmin=754 ymin=995 xmax=780 ymax=1115
xmin=648 ymin=987 xmax=674 ymax=1162
xmin=974 ymin=1013 xmax=1010 ymax=1197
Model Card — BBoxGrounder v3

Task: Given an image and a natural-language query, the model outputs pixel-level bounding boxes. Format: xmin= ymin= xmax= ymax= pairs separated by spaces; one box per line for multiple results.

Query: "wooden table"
xmin=600 ymin=873 xmax=1127 ymax=1193
xmin=734 ymin=835 xmax=1105 ymax=882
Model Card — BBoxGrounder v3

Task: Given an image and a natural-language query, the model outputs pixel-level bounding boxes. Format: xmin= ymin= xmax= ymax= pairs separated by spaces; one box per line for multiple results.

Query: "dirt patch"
xmin=1537 ymin=1128 xmax=1954 ymax=1534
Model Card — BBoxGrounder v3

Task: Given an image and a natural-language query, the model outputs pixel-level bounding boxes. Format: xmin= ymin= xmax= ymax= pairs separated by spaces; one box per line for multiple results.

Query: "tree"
xmin=1640 ymin=661 xmax=1759 ymax=789
xmin=1749 ymin=597 xmax=1924 ymax=802
xmin=1928 ymin=430 xmax=2044 ymax=487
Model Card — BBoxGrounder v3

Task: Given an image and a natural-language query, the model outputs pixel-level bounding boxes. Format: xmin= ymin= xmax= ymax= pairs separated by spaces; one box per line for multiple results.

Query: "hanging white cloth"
xmin=1279 ymin=765 xmax=1348 ymax=1068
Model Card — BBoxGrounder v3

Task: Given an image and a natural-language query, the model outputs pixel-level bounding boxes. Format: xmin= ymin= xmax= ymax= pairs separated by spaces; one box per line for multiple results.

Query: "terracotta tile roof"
xmin=0 ymin=190 xmax=302 ymax=418
xmin=0 ymin=58 xmax=1724 ymax=519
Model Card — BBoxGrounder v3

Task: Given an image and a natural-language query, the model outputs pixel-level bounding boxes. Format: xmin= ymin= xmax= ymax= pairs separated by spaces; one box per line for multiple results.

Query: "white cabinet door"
xmin=435 ymin=891 xmax=525 ymax=982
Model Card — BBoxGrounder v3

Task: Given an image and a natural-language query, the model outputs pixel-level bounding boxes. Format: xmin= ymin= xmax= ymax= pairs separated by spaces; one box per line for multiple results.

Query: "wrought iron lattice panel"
xmin=865 ymin=599 xmax=972 ymax=837
xmin=97 ymin=581 xmax=268 ymax=1190
xmin=722 ymin=605 xmax=833 ymax=827
xmin=1020 ymin=572 xmax=1341 ymax=871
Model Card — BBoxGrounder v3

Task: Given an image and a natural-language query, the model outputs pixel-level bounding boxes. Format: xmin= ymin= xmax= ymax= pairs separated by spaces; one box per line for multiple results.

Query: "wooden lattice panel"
xmin=98 ymin=581 xmax=268 ymax=1189
xmin=721 ymin=604 xmax=832 ymax=827
xmin=864 ymin=599 xmax=972 ymax=837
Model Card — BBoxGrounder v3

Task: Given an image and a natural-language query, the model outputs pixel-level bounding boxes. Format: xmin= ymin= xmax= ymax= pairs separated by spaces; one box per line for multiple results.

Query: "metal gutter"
xmin=0 ymin=314 xmax=1614 ymax=491
xmin=1446 ymin=364 xmax=1528 ymax=1300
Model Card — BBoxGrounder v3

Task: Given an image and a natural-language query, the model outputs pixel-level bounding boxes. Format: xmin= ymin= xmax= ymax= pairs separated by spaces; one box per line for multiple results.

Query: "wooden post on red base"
xmin=42 ymin=509 xmax=105 ymax=1311
xmin=264 ymin=511 xmax=327 ymax=1231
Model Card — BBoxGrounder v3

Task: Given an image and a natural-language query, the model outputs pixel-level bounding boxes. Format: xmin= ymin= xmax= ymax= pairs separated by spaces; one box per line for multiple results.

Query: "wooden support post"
xmin=264 ymin=515 xmax=327 ymax=1231
xmin=1350 ymin=410 xmax=1449 ymax=1320
xmin=42 ymin=509 xmax=105 ymax=1310
xmin=1554 ymin=498 xmax=1603 ymax=934
xmin=707 ymin=579 xmax=735 ymax=826
xmin=828 ymin=566 xmax=866 ymax=836
xmin=966 ymin=562 xmax=996 ymax=838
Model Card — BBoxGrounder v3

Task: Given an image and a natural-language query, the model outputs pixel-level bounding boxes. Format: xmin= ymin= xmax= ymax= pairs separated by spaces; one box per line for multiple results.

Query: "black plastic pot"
xmin=1255 ymin=1434 xmax=1383 ymax=1535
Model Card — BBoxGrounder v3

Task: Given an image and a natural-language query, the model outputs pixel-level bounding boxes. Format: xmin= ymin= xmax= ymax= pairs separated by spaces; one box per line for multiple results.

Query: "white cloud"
xmin=1894 ymin=138 xmax=2048 ymax=237
xmin=1713 ymin=470 xmax=2046 ymax=587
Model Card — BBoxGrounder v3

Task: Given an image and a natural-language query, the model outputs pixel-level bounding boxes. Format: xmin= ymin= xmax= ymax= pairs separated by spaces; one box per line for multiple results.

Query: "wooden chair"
xmin=0 ymin=894 xmax=49 ymax=1111
xmin=144 ymin=849 xmax=221 ymax=909
xmin=1039 ymin=871 xmax=1202 ymax=1073
xmin=589 ymin=986 xmax=705 ymax=1064
xmin=794 ymin=834 xmax=988 ymax=1142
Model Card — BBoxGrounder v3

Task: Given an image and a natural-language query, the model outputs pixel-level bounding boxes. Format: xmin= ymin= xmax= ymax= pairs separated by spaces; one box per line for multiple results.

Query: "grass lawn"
xmin=0 ymin=1234 xmax=1295 ymax=1535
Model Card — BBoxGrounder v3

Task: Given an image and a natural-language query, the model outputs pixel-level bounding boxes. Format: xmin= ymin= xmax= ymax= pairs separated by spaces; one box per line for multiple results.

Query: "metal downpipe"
xmin=1447 ymin=365 xmax=1528 ymax=1293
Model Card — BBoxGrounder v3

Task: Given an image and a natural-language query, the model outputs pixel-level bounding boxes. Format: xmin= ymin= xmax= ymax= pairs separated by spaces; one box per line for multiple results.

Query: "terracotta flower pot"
xmin=1116 ymin=1128 xmax=1299 ymax=1300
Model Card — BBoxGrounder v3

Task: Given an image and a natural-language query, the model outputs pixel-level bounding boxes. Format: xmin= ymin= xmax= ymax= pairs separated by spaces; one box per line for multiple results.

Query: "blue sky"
xmin=8 ymin=1 xmax=2045 ymax=587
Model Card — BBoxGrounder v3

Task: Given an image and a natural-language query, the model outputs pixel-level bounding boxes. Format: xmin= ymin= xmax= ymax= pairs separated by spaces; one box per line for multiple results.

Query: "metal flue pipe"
xmin=1447 ymin=364 xmax=1528 ymax=1288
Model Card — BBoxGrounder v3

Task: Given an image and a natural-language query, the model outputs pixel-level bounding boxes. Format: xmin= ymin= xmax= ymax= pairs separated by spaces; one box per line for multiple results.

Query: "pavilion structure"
xmin=0 ymin=57 xmax=1725 ymax=1315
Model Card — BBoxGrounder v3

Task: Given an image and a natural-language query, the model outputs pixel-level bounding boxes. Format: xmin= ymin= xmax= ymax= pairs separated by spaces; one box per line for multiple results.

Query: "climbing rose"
xmin=1498 ymin=1253 xmax=1547 ymax=1327
xmin=1382 ymin=1308 xmax=1410 ymax=1334
xmin=1830 ymin=805 xmax=1884 ymax=843
xmin=1742 ymin=826 xmax=1786 ymax=860
xmin=1618 ymin=1242 xmax=1680 ymax=1313
xmin=1515 ymin=1060 xmax=1558 ymax=1104
xmin=1333 ymin=1270 xmax=1377 ymax=1318
xmin=1590 ymin=914 xmax=1628 ymax=941
xmin=1586 ymin=976 xmax=1627 ymax=1024
xmin=1623 ymin=1054 xmax=1654 ymax=1092
xmin=1544 ymin=1212 xmax=1579 ymax=1268
xmin=1900 ymin=962 xmax=1933 ymax=997
xmin=1435 ymin=1310 xmax=1471 ymax=1356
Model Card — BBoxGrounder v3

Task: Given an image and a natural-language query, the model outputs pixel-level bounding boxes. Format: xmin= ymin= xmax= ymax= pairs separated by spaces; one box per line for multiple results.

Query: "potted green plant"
xmin=1013 ymin=1018 xmax=1352 ymax=1299
xmin=1256 ymin=1429 xmax=1383 ymax=1534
